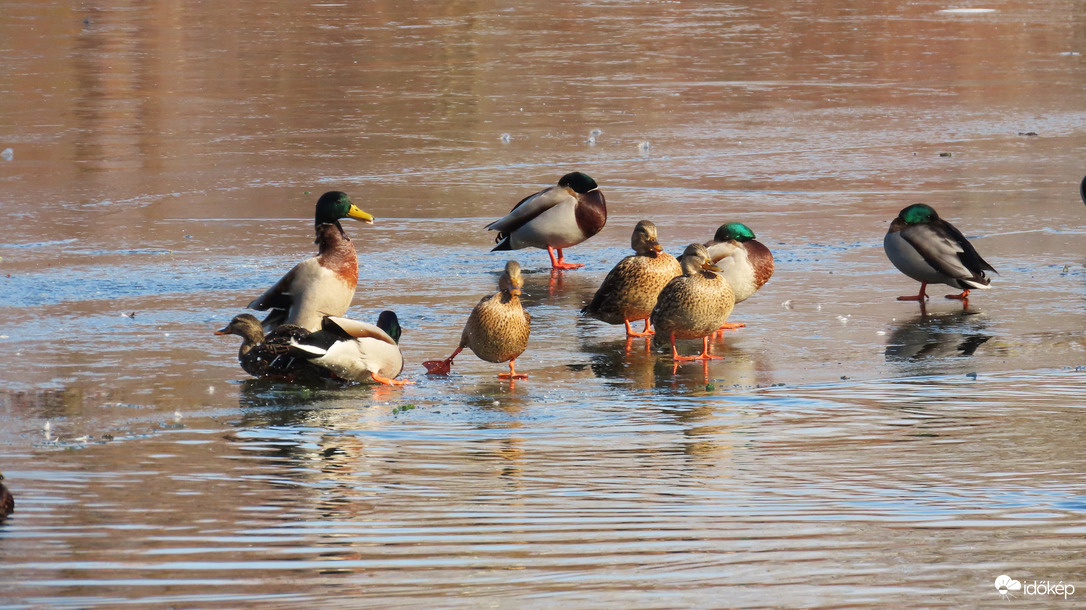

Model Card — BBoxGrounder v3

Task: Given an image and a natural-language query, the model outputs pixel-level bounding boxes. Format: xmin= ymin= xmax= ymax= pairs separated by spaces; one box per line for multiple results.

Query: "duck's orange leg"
xmin=423 ymin=346 xmax=463 ymax=375
xmin=718 ymin=321 xmax=746 ymax=331
xmin=897 ymin=282 xmax=929 ymax=301
xmin=547 ymin=246 xmax=584 ymax=270
xmin=498 ymin=359 xmax=529 ymax=379
xmin=671 ymin=334 xmax=726 ymax=362
xmin=624 ymin=319 xmax=654 ymax=337
xmin=371 ymin=372 xmax=415 ymax=386
xmin=945 ymin=289 xmax=970 ymax=300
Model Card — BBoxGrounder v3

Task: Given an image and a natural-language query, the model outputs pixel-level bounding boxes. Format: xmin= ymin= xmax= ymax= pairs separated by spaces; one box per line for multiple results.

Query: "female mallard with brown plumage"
xmin=216 ymin=313 xmax=334 ymax=382
xmin=423 ymin=261 xmax=532 ymax=379
xmin=582 ymin=220 xmax=681 ymax=337
xmin=1 ymin=473 xmax=13 ymax=519
xmin=704 ymin=222 xmax=773 ymax=330
xmin=248 ymin=191 xmax=374 ymax=332
xmin=650 ymin=243 xmax=735 ymax=361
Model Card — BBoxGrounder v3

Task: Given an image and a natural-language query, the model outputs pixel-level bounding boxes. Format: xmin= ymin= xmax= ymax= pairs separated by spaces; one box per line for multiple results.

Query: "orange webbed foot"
xmin=372 ymin=372 xmax=415 ymax=386
xmin=423 ymin=359 xmax=453 ymax=375
xmin=624 ymin=319 xmax=654 ymax=337
xmin=498 ymin=360 xmax=528 ymax=379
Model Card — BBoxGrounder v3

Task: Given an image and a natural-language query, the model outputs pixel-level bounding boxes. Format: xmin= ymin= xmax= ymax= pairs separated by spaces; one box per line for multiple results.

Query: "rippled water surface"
xmin=2 ymin=0 xmax=1085 ymax=607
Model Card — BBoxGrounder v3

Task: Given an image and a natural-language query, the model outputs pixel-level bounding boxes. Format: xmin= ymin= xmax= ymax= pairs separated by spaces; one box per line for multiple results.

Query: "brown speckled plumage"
xmin=651 ymin=244 xmax=735 ymax=346
xmin=461 ymin=262 xmax=531 ymax=363
xmin=1 ymin=473 xmax=13 ymax=518
xmin=583 ymin=220 xmax=681 ymax=327
xmin=216 ymin=313 xmax=332 ymax=382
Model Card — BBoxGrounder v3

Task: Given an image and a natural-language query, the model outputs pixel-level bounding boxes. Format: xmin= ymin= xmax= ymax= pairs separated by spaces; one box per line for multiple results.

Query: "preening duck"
xmin=650 ymin=244 xmax=735 ymax=361
xmin=487 ymin=172 xmax=606 ymax=270
xmin=883 ymin=204 xmax=996 ymax=303
xmin=288 ymin=312 xmax=412 ymax=386
xmin=423 ymin=260 xmax=532 ymax=379
xmin=582 ymin=220 xmax=681 ymax=337
xmin=248 ymin=191 xmax=374 ymax=332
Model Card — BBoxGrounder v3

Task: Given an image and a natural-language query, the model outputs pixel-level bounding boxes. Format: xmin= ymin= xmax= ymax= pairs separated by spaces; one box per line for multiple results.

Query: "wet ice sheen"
xmin=1 ymin=0 xmax=1086 ymax=607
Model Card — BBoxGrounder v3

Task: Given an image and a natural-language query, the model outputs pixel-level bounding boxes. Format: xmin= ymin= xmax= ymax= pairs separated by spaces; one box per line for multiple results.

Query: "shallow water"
xmin=2 ymin=0 xmax=1085 ymax=607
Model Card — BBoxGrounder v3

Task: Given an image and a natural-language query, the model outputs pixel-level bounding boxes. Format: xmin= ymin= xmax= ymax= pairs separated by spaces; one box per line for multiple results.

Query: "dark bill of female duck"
xmin=883 ymin=203 xmax=997 ymax=303
xmin=486 ymin=172 xmax=606 ymax=270
xmin=247 ymin=191 xmax=375 ymax=333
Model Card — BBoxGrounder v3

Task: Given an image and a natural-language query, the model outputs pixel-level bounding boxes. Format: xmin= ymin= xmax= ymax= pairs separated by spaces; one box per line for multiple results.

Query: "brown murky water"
xmin=2 ymin=1 xmax=1085 ymax=606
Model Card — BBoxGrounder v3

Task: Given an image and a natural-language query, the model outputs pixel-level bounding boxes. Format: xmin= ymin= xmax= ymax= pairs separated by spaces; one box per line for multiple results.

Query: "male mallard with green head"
xmin=423 ymin=261 xmax=532 ymax=378
xmin=883 ymin=204 xmax=996 ymax=303
xmin=248 ymin=191 xmax=374 ymax=332
xmin=582 ymin=220 xmax=681 ymax=336
xmin=287 ymin=312 xmax=412 ymax=386
xmin=651 ymin=244 xmax=735 ymax=361
xmin=487 ymin=172 xmax=606 ymax=270
xmin=704 ymin=222 xmax=774 ymax=330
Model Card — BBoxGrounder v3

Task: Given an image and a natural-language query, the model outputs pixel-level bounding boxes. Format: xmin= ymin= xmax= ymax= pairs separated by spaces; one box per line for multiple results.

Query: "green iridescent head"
xmin=897 ymin=203 xmax=938 ymax=225
xmin=376 ymin=310 xmax=402 ymax=344
xmin=713 ymin=222 xmax=756 ymax=242
xmin=314 ymin=191 xmax=374 ymax=226
xmin=557 ymin=172 xmax=598 ymax=194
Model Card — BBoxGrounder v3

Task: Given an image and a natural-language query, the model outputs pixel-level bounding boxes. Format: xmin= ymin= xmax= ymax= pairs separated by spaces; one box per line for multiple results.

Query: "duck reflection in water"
xmin=885 ymin=310 xmax=991 ymax=362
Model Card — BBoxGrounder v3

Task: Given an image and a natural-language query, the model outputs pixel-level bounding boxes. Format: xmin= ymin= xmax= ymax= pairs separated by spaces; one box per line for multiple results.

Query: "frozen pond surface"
xmin=1 ymin=0 xmax=1085 ymax=607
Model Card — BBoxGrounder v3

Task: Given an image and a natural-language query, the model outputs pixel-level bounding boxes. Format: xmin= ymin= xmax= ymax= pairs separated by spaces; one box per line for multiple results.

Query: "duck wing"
xmin=247 ymin=264 xmax=299 ymax=312
xmin=899 ymin=221 xmax=997 ymax=284
xmin=321 ymin=316 xmax=398 ymax=346
xmin=485 ymin=186 xmax=573 ymax=235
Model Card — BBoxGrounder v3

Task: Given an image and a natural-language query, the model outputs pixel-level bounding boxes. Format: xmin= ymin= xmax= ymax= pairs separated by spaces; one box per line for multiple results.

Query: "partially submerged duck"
xmin=883 ymin=203 xmax=996 ymax=303
xmin=487 ymin=172 xmax=606 ymax=270
xmin=582 ymin=220 xmax=681 ymax=336
xmin=248 ymin=191 xmax=374 ymax=332
xmin=650 ymin=244 xmax=735 ymax=361
xmin=423 ymin=261 xmax=532 ymax=378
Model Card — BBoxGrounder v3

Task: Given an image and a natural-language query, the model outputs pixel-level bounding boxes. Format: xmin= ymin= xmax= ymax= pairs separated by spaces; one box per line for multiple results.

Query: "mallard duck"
xmin=487 ymin=172 xmax=606 ymax=270
xmin=704 ymin=222 xmax=774 ymax=330
xmin=883 ymin=204 xmax=996 ymax=302
xmin=248 ymin=191 xmax=374 ymax=332
xmin=650 ymin=244 xmax=735 ymax=361
xmin=216 ymin=313 xmax=334 ymax=382
xmin=286 ymin=312 xmax=412 ymax=386
xmin=423 ymin=261 xmax=532 ymax=378
xmin=0 ymin=473 xmax=13 ymax=518
xmin=582 ymin=220 xmax=681 ymax=336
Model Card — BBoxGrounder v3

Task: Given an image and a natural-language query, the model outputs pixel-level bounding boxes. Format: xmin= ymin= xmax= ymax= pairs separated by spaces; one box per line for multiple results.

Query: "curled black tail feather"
xmin=491 ymin=233 xmax=512 ymax=251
